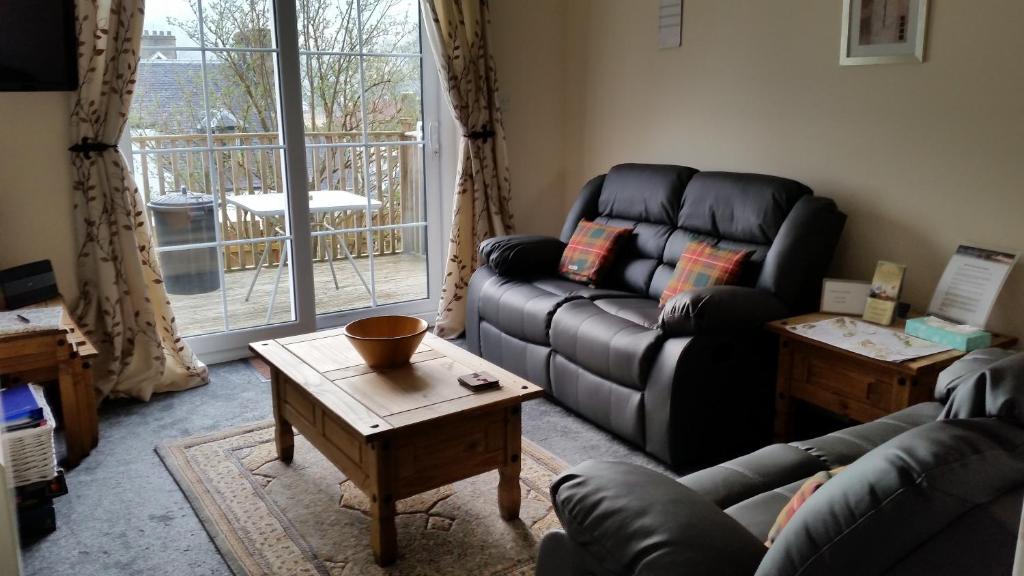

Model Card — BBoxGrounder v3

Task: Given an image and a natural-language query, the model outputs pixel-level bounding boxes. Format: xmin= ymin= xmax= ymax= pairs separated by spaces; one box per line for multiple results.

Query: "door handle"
xmin=427 ymin=121 xmax=439 ymax=156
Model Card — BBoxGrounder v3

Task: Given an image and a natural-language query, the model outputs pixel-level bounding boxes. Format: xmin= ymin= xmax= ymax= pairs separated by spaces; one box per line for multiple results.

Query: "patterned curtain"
xmin=421 ymin=0 xmax=515 ymax=338
xmin=70 ymin=0 xmax=208 ymax=400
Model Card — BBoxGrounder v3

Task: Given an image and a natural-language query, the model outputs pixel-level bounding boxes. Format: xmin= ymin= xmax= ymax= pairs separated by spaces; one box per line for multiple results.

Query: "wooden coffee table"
xmin=250 ymin=329 xmax=544 ymax=566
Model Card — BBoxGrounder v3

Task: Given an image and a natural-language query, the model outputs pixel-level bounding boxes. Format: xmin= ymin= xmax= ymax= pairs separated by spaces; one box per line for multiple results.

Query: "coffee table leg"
xmin=498 ymin=405 xmax=522 ymax=520
xmin=371 ymin=493 xmax=397 ymax=565
xmin=270 ymin=372 xmax=294 ymax=463
xmin=369 ymin=440 xmax=397 ymax=566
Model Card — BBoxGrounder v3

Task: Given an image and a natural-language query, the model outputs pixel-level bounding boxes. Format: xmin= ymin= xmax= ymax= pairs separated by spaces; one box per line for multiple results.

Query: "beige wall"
xmin=0 ymin=93 xmax=78 ymax=303
xmin=493 ymin=0 xmax=1024 ymax=337
xmin=489 ymin=0 xmax=571 ymax=236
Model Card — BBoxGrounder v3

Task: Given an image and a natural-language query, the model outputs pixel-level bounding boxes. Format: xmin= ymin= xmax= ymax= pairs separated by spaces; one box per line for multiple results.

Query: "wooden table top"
xmin=251 ymin=330 xmax=544 ymax=441
xmin=767 ymin=312 xmax=1017 ymax=375
xmin=2 ymin=297 xmax=97 ymax=359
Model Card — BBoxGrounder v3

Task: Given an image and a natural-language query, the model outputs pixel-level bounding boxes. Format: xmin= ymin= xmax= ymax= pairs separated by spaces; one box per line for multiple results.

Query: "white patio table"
xmin=226 ymin=190 xmax=382 ymax=322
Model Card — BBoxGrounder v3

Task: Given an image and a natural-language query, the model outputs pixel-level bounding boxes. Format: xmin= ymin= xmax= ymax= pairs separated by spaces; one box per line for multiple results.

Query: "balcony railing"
xmin=130 ymin=130 xmax=424 ymax=272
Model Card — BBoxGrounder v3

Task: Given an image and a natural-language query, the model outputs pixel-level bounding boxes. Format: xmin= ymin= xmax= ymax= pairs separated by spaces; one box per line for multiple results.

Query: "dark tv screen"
xmin=0 ymin=0 xmax=78 ymax=91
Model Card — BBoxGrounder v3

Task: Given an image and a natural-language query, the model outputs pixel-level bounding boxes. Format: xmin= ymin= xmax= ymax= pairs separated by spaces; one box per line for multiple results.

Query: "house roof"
xmin=132 ymin=59 xmax=265 ymax=135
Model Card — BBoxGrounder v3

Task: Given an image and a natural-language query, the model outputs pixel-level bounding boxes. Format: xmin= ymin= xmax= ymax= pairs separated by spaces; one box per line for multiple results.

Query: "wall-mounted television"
xmin=0 ymin=0 xmax=78 ymax=92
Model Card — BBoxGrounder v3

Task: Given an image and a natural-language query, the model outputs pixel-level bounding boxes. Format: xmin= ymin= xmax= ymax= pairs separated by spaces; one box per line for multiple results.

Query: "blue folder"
xmin=2 ymin=383 xmax=43 ymax=427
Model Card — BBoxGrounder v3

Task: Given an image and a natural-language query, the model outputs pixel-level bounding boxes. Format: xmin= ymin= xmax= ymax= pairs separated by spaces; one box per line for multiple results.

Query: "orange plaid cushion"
xmin=659 ymin=243 xmax=752 ymax=306
xmin=765 ymin=467 xmax=845 ymax=547
xmin=559 ymin=220 xmax=632 ymax=284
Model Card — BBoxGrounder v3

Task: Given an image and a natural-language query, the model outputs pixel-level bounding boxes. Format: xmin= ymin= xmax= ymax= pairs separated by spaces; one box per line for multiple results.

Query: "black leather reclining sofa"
xmin=466 ymin=163 xmax=846 ymax=466
xmin=536 ymin=349 xmax=1024 ymax=576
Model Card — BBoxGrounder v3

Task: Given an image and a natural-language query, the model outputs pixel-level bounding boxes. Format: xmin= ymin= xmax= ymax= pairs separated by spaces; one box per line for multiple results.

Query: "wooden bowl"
xmin=343 ymin=315 xmax=429 ymax=369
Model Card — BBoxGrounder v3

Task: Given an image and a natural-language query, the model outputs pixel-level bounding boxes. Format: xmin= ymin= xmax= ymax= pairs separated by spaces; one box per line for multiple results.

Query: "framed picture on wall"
xmin=841 ymin=0 xmax=928 ymax=66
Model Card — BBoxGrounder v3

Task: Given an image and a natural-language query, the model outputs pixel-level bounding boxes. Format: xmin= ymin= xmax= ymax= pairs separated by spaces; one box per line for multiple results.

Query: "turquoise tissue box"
xmin=905 ymin=316 xmax=992 ymax=352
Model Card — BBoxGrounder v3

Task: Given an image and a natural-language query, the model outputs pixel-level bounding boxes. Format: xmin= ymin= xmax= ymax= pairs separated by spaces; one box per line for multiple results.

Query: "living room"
xmin=2 ymin=0 xmax=1023 ymax=574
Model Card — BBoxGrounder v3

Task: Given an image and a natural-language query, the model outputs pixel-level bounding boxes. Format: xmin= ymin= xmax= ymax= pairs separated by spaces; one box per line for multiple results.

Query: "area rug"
xmin=157 ymin=421 xmax=566 ymax=575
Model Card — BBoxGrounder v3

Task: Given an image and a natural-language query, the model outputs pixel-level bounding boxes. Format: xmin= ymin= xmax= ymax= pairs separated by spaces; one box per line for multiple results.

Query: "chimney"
xmin=140 ymin=29 xmax=178 ymax=60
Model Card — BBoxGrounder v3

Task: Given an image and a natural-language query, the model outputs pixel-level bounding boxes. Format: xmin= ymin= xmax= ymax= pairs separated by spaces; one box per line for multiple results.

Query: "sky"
xmin=145 ymin=1 xmax=203 ymax=48
xmin=142 ymin=0 xmax=420 ymax=56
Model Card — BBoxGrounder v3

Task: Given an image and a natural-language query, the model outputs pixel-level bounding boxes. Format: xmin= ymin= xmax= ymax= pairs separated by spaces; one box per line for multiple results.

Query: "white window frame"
xmin=173 ymin=0 xmax=450 ymax=363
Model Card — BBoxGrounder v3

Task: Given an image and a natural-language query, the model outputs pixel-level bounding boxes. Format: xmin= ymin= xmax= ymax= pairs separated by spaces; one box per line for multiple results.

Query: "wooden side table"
xmin=0 ymin=297 xmax=99 ymax=467
xmin=767 ymin=313 xmax=1017 ymax=442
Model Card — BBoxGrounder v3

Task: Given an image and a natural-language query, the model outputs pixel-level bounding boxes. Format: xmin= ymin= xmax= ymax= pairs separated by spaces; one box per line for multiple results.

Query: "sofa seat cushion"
xmin=478 ymin=321 xmax=553 ymax=391
xmin=790 ymin=402 xmax=942 ymax=468
xmin=679 ymin=443 xmax=829 ymax=510
xmin=724 ymin=477 xmax=804 ymax=543
xmin=531 ymin=277 xmax=636 ymax=300
xmin=474 ymin=270 xmax=575 ymax=346
xmin=550 ymin=298 xmax=663 ymax=390
xmin=593 ymin=298 xmax=661 ymax=329
xmin=550 ymin=354 xmax=646 ymax=446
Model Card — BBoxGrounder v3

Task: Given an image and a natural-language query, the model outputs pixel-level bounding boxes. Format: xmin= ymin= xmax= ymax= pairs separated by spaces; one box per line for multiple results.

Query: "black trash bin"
xmin=148 ymin=189 xmax=220 ymax=295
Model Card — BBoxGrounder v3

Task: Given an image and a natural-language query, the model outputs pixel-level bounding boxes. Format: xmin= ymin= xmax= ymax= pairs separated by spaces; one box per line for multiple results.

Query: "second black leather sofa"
xmin=465 ymin=163 xmax=846 ymax=466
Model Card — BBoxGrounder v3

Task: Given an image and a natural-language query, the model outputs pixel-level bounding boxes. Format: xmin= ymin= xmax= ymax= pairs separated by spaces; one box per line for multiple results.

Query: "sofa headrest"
xmin=936 ymin=348 xmax=1024 ymax=424
xmin=597 ymin=163 xmax=699 ymax=225
xmin=678 ymin=172 xmax=811 ymax=244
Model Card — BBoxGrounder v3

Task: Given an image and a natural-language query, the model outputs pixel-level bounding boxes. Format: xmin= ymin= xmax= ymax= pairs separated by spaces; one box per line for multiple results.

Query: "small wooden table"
xmin=0 ymin=297 xmax=99 ymax=467
xmin=768 ymin=313 xmax=1017 ymax=441
xmin=250 ymin=329 xmax=544 ymax=566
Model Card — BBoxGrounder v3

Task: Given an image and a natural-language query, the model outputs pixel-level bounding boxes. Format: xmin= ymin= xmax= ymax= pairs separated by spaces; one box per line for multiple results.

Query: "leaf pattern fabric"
xmin=71 ymin=0 xmax=208 ymax=400
xmin=421 ymin=0 xmax=515 ymax=338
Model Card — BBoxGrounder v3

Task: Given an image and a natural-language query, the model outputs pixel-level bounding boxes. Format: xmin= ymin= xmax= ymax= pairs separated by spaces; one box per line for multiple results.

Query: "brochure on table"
xmin=927 ymin=245 xmax=1018 ymax=329
xmin=787 ymin=316 xmax=951 ymax=363
xmin=862 ymin=261 xmax=906 ymax=326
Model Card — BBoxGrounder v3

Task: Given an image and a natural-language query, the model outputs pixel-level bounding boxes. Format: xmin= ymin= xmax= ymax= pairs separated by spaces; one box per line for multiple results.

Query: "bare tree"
xmin=169 ymin=0 xmax=420 ymax=134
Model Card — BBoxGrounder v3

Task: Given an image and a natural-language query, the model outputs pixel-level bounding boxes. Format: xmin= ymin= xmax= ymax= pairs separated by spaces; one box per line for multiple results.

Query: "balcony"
xmin=131 ymin=130 xmax=429 ymax=336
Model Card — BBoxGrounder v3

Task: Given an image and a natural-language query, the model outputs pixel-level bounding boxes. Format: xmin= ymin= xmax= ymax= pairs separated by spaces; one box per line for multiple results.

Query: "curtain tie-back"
xmin=69 ymin=137 xmax=119 ymax=159
xmin=465 ymin=126 xmax=495 ymax=141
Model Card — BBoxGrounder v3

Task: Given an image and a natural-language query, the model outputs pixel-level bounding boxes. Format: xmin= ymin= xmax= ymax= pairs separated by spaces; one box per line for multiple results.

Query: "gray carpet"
xmin=21 ymin=359 xmax=671 ymax=576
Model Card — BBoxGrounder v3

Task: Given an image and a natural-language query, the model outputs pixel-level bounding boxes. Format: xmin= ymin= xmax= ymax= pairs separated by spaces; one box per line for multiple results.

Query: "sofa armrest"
xmin=757 ymin=195 xmax=846 ymax=312
xmin=478 ymin=234 xmax=565 ymax=278
xmin=657 ymin=285 xmax=789 ymax=336
xmin=551 ymin=460 xmax=766 ymax=576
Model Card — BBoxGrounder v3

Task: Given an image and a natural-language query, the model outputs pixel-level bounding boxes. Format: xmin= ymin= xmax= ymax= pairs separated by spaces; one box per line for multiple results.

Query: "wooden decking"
xmin=171 ymin=253 xmax=429 ymax=336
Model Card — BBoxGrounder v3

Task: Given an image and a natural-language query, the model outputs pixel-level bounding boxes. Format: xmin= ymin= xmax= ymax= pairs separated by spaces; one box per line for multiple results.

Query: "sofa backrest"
xmin=755 ymin=417 xmax=1024 ymax=576
xmin=561 ymin=163 xmax=840 ymax=309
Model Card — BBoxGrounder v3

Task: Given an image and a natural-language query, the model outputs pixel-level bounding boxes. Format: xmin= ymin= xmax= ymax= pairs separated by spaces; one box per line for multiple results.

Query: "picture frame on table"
xmin=820 ymin=278 xmax=871 ymax=316
xmin=841 ymin=0 xmax=929 ymax=66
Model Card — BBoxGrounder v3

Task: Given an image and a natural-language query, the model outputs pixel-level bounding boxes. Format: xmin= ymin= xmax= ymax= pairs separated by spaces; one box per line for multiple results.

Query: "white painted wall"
xmin=491 ymin=0 xmax=1024 ymax=338
xmin=0 ymin=92 xmax=78 ymax=305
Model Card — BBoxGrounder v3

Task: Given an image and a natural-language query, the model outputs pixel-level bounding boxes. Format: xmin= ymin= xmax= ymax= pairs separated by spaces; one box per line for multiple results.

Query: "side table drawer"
xmin=789 ymin=343 xmax=903 ymax=418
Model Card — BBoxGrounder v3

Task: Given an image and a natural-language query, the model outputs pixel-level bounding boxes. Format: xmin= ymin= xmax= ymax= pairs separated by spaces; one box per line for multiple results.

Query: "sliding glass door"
xmin=295 ymin=0 xmax=432 ymax=316
xmin=128 ymin=0 xmax=442 ymax=357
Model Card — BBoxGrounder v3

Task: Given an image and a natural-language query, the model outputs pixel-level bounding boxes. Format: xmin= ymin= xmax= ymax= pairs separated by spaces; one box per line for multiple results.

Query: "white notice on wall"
xmin=658 ymin=0 xmax=683 ymax=49
xmin=927 ymin=245 xmax=1019 ymax=329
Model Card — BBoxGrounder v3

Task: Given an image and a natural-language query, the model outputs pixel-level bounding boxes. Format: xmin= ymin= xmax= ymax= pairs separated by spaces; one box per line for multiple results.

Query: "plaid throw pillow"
xmin=764 ymin=467 xmax=846 ymax=547
xmin=659 ymin=242 xmax=752 ymax=306
xmin=559 ymin=220 xmax=632 ymax=284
